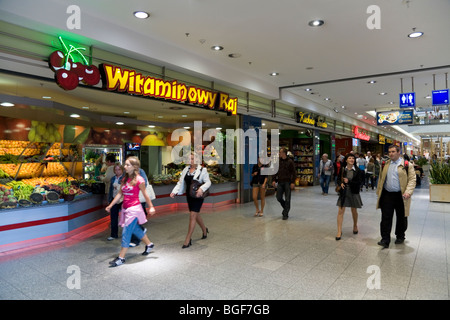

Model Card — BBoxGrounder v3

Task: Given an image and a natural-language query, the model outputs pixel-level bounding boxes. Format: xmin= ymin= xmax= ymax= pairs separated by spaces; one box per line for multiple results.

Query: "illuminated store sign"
xmin=378 ymin=134 xmax=385 ymax=145
xmin=295 ymin=112 xmax=328 ymax=128
xmin=101 ymin=64 xmax=237 ymax=115
xmin=48 ymin=38 xmax=238 ymax=115
xmin=353 ymin=126 xmax=370 ymax=141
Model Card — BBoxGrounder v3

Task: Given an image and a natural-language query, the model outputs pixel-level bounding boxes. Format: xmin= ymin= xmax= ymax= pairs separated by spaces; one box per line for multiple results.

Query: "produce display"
xmin=152 ymin=163 xmax=236 ymax=185
xmin=0 ymin=139 xmax=84 ymax=209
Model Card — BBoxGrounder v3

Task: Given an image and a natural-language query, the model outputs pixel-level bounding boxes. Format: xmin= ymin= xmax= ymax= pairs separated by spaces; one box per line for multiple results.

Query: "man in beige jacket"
xmin=376 ymin=145 xmax=416 ymax=248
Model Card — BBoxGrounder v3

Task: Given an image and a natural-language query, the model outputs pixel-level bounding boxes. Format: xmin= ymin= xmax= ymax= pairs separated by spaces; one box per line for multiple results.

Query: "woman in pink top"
xmin=105 ymin=156 xmax=155 ymax=267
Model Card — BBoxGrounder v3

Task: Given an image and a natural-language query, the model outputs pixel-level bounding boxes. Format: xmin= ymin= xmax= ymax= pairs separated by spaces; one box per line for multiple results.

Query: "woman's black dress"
xmin=185 ymin=172 xmax=204 ymax=213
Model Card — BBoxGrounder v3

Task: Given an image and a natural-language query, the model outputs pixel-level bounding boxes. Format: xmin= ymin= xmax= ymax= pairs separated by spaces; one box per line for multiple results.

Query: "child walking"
xmin=105 ymin=156 xmax=155 ymax=267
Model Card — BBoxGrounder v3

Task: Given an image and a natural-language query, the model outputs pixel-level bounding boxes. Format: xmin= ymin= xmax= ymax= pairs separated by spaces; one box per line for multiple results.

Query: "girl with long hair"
xmin=105 ymin=156 xmax=155 ymax=267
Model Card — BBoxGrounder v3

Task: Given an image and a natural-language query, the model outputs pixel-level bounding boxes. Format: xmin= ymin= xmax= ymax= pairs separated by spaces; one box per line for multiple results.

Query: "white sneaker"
xmin=109 ymin=257 xmax=125 ymax=267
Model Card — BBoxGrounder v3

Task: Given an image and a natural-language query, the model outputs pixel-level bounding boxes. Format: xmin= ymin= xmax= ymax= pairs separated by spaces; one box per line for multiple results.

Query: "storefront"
xmin=0 ymin=27 xmax=245 ymax=252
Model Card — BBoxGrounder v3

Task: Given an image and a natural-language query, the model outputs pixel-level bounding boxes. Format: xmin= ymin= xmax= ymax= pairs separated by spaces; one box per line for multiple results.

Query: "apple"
xmin=48 ymin=51 xmax=65 ymax=71
xmin=82 ymin=65 xmax=101 ymax=86
xmin=55 ymin=69 xmax=78 ymax=90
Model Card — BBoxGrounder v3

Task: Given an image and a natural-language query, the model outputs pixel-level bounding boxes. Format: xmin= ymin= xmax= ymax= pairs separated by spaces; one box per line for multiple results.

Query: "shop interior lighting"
xmin=308 ymin=19 xmax=324 ymax=27
xmin=70 ymin=114 xmax=80 ymax=118
xmin=148 ymin=125 xmax=155 ymax=128
xmin=216 ymin=127 xmax=222 ymax=130
xmin=134 ymin=11 xmax=150 ymax=19
xmin=42 ymin=96 xmax=52 ymax=99
xmin=183 ymin=126 xmax=190 ymax=129
xmin=116 ymin=122 xmax=124 ymax=125
xmin=0 ymin=102 xmax=14 ymax=107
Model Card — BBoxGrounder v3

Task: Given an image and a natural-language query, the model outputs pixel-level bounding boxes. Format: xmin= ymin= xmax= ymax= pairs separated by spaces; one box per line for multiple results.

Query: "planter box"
xmin=429 ymin=184 xmax=450 ymax=202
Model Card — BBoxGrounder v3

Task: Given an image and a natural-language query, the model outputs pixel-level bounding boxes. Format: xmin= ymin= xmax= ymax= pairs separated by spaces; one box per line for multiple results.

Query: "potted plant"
xmin=429 ymin=162 xmax=450 ymax=203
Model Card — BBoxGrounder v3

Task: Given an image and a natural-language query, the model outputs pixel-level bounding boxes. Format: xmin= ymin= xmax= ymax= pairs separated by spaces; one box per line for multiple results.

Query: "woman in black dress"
xmin=336 ymin=153 xmax=364 ymax=240
xmin=170 ymin=153 xmax=211 ymax=248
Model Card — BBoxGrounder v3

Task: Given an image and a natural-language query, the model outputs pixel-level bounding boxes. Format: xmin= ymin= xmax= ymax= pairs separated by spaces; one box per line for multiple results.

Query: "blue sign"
xmin=432 ymin=89 xmax=449 ymax=106
xmin=377 ymin=110 xmax=414 ymax=125
xmin=399 ymin=92 xmax=415 ymax=108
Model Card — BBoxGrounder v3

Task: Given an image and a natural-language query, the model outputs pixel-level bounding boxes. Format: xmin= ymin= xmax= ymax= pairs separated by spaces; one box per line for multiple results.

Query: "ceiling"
xmin=0 ymin=0 xmax=449 ymax=138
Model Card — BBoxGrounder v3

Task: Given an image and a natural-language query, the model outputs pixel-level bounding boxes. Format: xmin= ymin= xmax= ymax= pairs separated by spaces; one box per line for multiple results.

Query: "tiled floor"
xmin=0 ymin=179 xmax=449 ymax=300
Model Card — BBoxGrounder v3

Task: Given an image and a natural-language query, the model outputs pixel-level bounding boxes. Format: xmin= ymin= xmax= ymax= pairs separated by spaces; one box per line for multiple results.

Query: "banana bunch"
xmin=13 ymin=185 xmax=34 ymax=200
xmin=0 ymin=168 xmax=9 ymax=178
xmin=28 ymin=121 xmax=61 ymax=143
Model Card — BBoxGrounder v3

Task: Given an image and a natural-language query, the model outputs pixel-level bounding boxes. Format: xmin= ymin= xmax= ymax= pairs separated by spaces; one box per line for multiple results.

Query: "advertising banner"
xmin=376 ymin=110 xmax=413 ymax=125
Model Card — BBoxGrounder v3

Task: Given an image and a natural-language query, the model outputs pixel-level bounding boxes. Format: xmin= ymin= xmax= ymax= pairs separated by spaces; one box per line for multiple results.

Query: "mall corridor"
xmin=0 ymin=180 xmax=449 ymax=301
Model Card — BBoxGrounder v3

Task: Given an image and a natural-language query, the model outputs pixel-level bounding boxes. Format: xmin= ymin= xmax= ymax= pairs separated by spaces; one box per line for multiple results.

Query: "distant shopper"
xmin=333 ymin=155 xmax=344 ymax=190
xmin=376 ymin=145 xmax=416 ymax=248
xmin=170 ymin=152 xmax=211 ymax=248
xmin=366 ymin=158 xmax=376 ymax=190
xmin=318 ymin=153 xmax=333 ymax=195
xmin=336 ymin=153 xmax=364 ymax=240
xmin=356 ymin=154 xmax=367 ymax=191
xmin=107 ymin=162 xmax=124 ymax=241
xmin=100 ymin=153 xmax=116 ymax=198
xmin=272 ymin=148 xmax=297 ymax=220
xmin=251 ymin=158 xmax=268 ymax=217
xmin=105 ymin=156 xmax=155 ymax=267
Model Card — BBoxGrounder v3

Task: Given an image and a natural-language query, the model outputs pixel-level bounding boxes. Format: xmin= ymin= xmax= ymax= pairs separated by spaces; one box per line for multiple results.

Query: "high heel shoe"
xmin=182 ymin=239 xmax=192 ymax=249
xmin=353 ymin=229 xmax=359 ymax=234
xmin=335 ymin=232 xmax=342 ymax=241
xmin=201 ymin=228 xmax=209 ymax=239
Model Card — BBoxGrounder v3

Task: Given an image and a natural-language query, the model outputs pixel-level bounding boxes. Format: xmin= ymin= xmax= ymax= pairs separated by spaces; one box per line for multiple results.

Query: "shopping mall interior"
xmin=0 ymin=0 xmax=449 ymax=306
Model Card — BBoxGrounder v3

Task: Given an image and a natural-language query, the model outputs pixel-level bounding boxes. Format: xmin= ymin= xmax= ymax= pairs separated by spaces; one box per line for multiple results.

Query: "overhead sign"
xmin=376 ymin=110 xmax=413 ymax=125
xmin=378 ymin=134 xmax=385 ymax=145
xmin=399 ymin=92 xmax=415 ymax=108
xmin=101 ymin=64 xmax=238 ymax=115
xmin=353 ymin=126 xmax=370 ymax=141
xmin=432 ymin=89 xmax=449 ymax=106
xmin=295 ymin=112 xmax=328 ymax=128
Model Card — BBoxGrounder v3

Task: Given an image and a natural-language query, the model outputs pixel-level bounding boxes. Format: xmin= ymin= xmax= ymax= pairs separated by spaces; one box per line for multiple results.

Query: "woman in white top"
xmin=170 ymin=153 xmax=211 ymax=248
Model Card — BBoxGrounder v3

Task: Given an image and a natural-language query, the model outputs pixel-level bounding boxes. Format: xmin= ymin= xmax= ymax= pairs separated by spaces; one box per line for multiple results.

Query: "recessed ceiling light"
xmin=270 ymin=72 xmax=279 ymax=76
xmin=148 ymin=125 xmax=155 ymax=128
xmin=408 ymin=31 xmax=423 ymax=38
xmin=228 ymin=53 xmax=241 ymax=58
xmin=183 ymin=126 xmax=190 ymax=129
xmin=367 ymin=80 xmax=377 ymax=84
xmin=116 ymin=122 xmax=124 ymax=125
xmin=216 ymin=127 xmax=222 ymax=130
xmin=134 ymin=11 xmax=149 ymax=19
xmin=324 ymin=97 xmax=330 ymax=101
xmin=211 ymin=45 xmax=223 ymax=51
xmin=82 ymin=106 xmax=89 ymax=109
xmin=379 ymin=92 xmax=387 ymax=95
xmin=181 ymin=115 xmax=188 ymax=117
xmin=70 ymin=114 xmax=80 ymax=118
xmin=157 ymin=115 xmax=164 ymax=118
xmin=341 ymin=105 xmax=346 ymax=109
xmin=0 ymin=102 xmax=14 ymax=107
xmin=425 ymin=95 xmax=431 ymax=99
xmin=42 ymin=96 xmax=52 ymax=99
xmin=308 ymin=20 xmax=324 ymax=27
xmin=305 ymin=88 xmax=312 ymax=92
xmin=123 ymin=111 xmax=130 ymax=114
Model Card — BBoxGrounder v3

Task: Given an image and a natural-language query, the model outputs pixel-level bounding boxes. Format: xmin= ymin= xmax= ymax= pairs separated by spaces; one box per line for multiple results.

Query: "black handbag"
xmin=189 ymin=180 xmax=210 ymax=198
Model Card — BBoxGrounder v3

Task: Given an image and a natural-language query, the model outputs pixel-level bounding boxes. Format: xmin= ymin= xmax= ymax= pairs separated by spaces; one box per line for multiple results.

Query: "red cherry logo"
xmin=82 ymin=65 xmax=101 ymax=86
xmin=55 ymin=69 xmax=78 ymax=90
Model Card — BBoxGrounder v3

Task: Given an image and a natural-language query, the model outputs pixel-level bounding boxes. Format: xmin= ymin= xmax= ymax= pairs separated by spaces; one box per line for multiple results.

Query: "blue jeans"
xmin=121 ymin=218 xmax=146 ymax=248
xmin=320 ymin=174 xmax=331 ymax=194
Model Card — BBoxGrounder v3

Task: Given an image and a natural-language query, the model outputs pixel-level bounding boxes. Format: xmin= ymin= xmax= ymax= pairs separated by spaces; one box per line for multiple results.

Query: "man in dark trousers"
xmin=376 ymin=145 xmax=416 ymax=248
xmin=272 ymin=148 xmax=297 ymax=220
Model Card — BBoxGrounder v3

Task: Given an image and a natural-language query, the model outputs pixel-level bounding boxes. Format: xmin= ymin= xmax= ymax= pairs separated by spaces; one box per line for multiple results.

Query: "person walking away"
xmin=376 ymin=145 xmax=416 ymax=248
xmin=107 ymin=162 xmax=124 ymax=241
xmin=272 ymin=148 xmax=297 ymax=220
xmin=105 ymin=156 xmax=156 ymax=267
xmin=366 ymin=158 xmax=376 ymax=190
xmin=336 ymin=153 xmax=364 ymax=240
xmin=318 ymin=153 xmax=333 ymax=195
xmin=356 ymin=154 xmax=367 ymax=191
xmin=170 ymin=153 xmax=211 ymax=248
xmin=251 ymin=158 xmax=268 ymax=217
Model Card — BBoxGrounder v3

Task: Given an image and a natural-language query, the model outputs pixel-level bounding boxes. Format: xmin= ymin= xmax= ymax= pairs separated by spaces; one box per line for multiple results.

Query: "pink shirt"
xmin=119 ymin=175 xmax=147 ymax=227
xmin=121 ymin=175 xmax=145 ymax=209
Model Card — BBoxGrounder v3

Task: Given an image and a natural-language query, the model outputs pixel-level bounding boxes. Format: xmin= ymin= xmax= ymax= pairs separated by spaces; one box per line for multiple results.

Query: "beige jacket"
xmin=376 ymin=158 xmax=416 ymax=216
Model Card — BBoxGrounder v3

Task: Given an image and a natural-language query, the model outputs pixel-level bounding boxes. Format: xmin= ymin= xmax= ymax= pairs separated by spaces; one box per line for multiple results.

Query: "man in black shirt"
xmin=272 ymin=148 xmax=297 ymax=220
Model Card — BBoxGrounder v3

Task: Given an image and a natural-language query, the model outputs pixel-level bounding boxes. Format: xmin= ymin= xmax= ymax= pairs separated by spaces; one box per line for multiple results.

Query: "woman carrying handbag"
xmin=335 ymin=153 xmax=364 ymax=240
xmin=170 ymin=153 xmax=211 ymax=248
